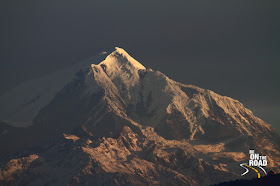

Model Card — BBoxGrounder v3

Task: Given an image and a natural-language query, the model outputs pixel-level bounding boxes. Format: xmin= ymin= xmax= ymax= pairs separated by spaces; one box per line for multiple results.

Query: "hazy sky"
xmin=0 ymin=1 xmax=280 ymax=132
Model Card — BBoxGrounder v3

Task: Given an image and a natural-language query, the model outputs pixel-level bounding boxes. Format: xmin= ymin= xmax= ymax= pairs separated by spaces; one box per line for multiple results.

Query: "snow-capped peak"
xmin=99 ymin=47 xmax=146 ymax=70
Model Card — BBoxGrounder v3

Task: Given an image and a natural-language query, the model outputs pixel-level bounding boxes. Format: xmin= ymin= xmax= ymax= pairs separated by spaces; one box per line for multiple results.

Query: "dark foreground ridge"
xmin=213 ymin=172 xmax=280 ymax=186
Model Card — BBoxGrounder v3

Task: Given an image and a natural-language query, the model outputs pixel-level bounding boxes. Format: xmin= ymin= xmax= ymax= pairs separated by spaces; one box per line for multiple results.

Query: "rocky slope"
xmin=0 ymin=47 xmax=279 ymax=185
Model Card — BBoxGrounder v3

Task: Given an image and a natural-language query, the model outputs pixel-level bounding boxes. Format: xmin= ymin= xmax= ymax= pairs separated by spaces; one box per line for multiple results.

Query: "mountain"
xmin=0 ymin=47 xmax=279 ymax=185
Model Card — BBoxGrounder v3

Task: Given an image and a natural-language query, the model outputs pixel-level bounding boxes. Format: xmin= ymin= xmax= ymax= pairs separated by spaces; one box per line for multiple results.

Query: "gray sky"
xmin=0 ymin=0 xmax=280 ymax=132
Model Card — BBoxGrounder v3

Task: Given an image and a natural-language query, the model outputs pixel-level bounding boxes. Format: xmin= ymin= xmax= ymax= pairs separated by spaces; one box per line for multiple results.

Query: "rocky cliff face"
xmin=0 ymin=47 xmax=279 ymax=185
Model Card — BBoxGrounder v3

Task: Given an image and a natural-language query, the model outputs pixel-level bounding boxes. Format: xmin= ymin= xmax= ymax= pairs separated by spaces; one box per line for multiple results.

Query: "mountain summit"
xmin=99 ymin=47 xmax=146 ymax=70
xmin=0 ymin=48 xmax=279 ymax=185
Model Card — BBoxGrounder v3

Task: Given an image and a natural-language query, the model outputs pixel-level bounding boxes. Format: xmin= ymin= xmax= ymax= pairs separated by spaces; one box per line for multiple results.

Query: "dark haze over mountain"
xmin=0 ymin=0 xmax=279 ymax=132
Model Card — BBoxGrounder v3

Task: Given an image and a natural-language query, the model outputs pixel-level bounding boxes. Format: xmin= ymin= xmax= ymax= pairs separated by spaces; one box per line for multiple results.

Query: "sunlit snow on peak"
xmin=98 ymin=47 xmax=146 ymax=70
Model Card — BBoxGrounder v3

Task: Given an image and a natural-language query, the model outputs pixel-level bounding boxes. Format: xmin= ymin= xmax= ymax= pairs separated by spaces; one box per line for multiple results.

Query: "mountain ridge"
xmin=0 ymin=47 xmax=279 ymax=185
